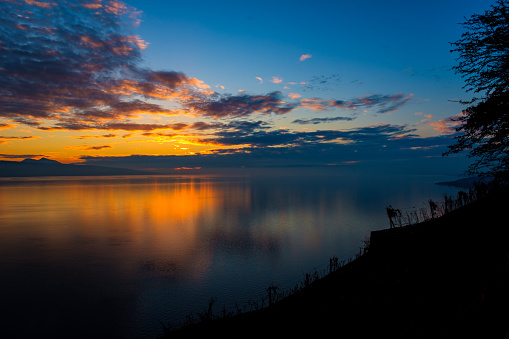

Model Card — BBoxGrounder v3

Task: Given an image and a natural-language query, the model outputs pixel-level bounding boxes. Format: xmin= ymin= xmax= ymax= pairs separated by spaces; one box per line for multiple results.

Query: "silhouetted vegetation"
xmin=385 ymin=180 xmax=500 ymax=228
xmin=445 ymin=0 xmax=509 ymax=178
xmin=158 ymin=249 xmax=365 ymax=335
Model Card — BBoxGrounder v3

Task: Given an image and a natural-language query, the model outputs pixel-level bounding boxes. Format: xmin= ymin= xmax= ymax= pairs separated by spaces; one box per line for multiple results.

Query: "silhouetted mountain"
xmin=0 ymin=158 xmax=159 ymax=177
xmin=21 ymin=157 xmax=61 ymax=165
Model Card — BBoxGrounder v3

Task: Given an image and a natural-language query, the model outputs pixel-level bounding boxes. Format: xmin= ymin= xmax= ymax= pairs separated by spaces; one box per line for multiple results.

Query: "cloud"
xmin=38 ymin=121 xmax=206 ymax=132
xmin=271 ymin=77 xmax=283 ymax=84
xmin=0 ymin=136 xmax=39 ymax=144
xmin=0 ymin=153 xmax=43 ymax=159
xmin=0 ymin=0 xmax=209 ymax=129
xmin=256 ymin=77 xmax=263 ymax=83
xmin=194 ymin=123 xmax=416 ymax=149
xmin=292 ymin=117 xmax=356 ymax=125
xmin=299 ymin=54 xmax=312 ymax=61
xmin=429 ymin=114 xmax=463 ymax=135
xmin=297 ymin=93 xmax=413 ymax=113
xmin=0 ymin=123 xmax=15 ymax=131
xmin=288 ymin=93 xmax=302 ymax=100
xmin=64 ymin=145 xmax=113 ymax=151
xmin=78 ymin=125 xmax=462 ymax=174
xmin=184 ymin=91 xmax=297 ymax=118
xmin=75 ymin=134 xmax=118 ymax=139
xmin=303 ymin=74 xmax=341 ymax=92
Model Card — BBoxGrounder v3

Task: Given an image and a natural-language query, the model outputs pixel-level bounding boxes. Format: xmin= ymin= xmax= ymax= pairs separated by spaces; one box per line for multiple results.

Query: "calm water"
xmin=0 ymin=171 xmax=461 ymax=338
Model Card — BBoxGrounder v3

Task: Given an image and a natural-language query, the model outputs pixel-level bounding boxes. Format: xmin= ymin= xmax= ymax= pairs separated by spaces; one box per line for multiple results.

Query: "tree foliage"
xmin=451 ymin=0 xmax=509 ymax=98
xmin=446 ymin=0 xmax=509 ymax=178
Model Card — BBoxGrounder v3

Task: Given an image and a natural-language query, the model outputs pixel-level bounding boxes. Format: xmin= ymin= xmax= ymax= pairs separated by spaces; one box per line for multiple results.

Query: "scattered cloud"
xmin=299 ymin=54 xmax=312 ymax=61
xmin=292 ymin=117 xmax=356 ymax=125
xmin=429 ymin=114 xmax=463 ymax=135
xmin=303 ymin=74 xmax=341 ymax=92
xmin=271 ymin=77 xmax=283 ymax=84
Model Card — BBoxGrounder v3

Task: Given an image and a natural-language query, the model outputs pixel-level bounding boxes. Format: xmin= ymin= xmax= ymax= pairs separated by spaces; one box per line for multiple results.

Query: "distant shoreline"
xmin=0 ymin=158 xmax=158 ymax=177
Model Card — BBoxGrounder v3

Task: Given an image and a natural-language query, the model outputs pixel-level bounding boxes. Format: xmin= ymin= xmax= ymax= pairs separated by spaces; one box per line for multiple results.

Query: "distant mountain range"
xmin=0 ymin=158 xmax=158 ymax=177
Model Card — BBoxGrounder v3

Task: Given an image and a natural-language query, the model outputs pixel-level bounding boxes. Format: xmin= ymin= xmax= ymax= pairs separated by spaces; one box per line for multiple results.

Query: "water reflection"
xmin=0 ymin=173 xmax=461 ymax=338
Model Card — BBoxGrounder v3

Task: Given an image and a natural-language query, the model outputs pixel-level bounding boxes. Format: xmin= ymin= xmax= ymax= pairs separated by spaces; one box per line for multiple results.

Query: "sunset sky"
xmin=0 ymin=0 xmax=491 ymax=174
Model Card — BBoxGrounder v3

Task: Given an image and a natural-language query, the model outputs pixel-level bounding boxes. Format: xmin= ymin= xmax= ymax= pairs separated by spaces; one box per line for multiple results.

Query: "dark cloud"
xmin=195 ymin=124 xmax=416 ymax=148
xmin=292 ymin=117 xmax=356 ymax=125
xmin=0 ymin=0 xmax=205 ymax=127
xmin=65 ymin=145 xmax=113 ymax=151
xmin=78 ymin=130 xmax=468 ymax=175
xmin=184 ymin=91 xmax=296 ymax=118
xmin=297 ymin=93 xmax=413 ymax=114
xmin=38 ymin=121 xmax=189 ymax=132
xmin=0 ymin=153 xmax=43 ymax=159
xmin=330 ymin=93 xmax=414 ymax=113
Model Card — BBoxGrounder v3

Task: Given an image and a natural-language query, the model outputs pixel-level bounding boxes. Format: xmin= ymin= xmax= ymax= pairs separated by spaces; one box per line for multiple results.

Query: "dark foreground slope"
xmin=165 ymin=186 xmax=509 ymax=339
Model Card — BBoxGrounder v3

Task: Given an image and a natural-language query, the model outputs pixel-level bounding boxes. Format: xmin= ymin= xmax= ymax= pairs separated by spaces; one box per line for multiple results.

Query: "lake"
xmin=0 ymin=170 xmax=462 ymax=338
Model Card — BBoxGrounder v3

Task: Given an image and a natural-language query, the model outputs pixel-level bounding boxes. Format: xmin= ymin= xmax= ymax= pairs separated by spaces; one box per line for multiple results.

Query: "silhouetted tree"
xmin=445 ymin=0 xmax=509 ymax=178
xmin=451 ymin=0 xmax=509 ymax=97
xmin=446 ymin=92 xmax=509 ymax=176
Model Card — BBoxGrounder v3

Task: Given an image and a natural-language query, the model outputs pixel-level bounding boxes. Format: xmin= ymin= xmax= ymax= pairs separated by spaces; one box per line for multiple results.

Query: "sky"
xmin=0 ymin=0 xmax=493 ymax=175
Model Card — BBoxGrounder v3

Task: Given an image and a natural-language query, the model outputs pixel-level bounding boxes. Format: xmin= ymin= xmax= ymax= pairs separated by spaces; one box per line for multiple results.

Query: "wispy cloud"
xmin=299 ymin=54 xmax=312 ymax=61
xmin=75 ymin=134 xmax=118 ymax=139
xmin=429 ymin=114 xmax=463 ymax=135
xmin=298 ymin=93 xmax=413 ymax=113
xmin=184 ymin=91 xmax=296 ymax=118
xmin=292 ymin=117 xmax=356 ymax=125
xmin=64 ymin=145 xmax=113 ymax=151
xmin=303 ymin=74 xmax=341 ymax=92
xmin=0 ymin=136 xmax=39 ymax=144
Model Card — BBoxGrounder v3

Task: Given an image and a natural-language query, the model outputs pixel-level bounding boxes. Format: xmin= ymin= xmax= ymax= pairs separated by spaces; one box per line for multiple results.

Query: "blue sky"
xmin=0 ymin=0 xmax=493 ymax=175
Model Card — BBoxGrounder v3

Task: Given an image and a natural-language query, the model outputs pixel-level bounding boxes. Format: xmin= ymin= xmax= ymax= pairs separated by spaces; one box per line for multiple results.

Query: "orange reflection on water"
xmin=0 ymin=176 xmax=252 ymax=279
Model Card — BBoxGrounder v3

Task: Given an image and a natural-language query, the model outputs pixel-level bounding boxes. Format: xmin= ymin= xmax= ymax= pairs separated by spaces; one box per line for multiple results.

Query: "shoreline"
xmin=163 ymin=183 xmax=509 ymax=338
